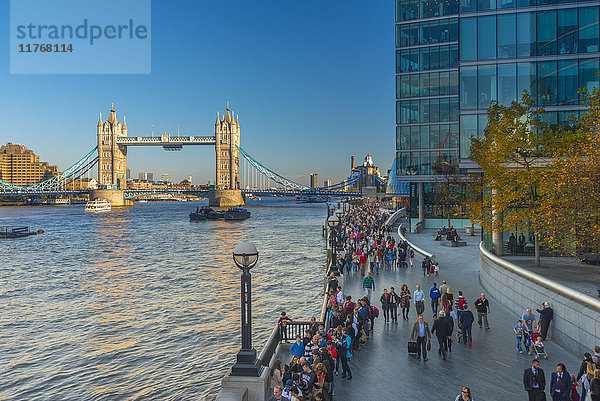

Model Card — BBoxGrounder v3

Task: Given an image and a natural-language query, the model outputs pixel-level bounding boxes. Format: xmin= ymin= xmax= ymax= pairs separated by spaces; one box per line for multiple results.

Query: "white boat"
xmin=138 ymin=199 xmax=148 ymax=203
xmin=85 ymin=199 xmax=112 ymax=212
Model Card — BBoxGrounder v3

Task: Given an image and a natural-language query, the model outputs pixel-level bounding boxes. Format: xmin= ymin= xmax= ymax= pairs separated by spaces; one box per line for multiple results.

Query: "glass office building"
xmin=396 ymin=0 xmax=600 ymax=218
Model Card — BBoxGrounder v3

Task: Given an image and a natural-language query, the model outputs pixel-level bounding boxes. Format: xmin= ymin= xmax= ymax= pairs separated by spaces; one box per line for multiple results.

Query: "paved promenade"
xmin=327 ymin=227 xmax=580 ymax=400
xmin=505 ymin=255 xmax=599 ymax=298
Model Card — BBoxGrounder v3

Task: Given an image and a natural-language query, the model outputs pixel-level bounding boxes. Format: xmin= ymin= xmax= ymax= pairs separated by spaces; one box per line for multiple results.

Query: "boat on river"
xmin=223 ymin=206 xmax=251 ymax=220
xmin=295 ymin=195 xmax=330 ymax=203
xmin=189 ymin=206 xmax=250 ymax=221
xmin=1 ymin=227 xmax=44 ymax=238
xmin=84 ymin=199 xmax=111 ymax=212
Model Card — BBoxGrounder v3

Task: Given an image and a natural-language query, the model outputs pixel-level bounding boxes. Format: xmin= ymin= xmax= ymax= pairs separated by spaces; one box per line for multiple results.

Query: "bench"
xmin=440 ymin=239 xmax=467 ymax=247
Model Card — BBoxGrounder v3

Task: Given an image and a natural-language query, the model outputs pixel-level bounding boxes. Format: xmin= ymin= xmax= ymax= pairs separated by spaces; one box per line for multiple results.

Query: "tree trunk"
xmin=534 ymin=228 xmax=541 ymax=267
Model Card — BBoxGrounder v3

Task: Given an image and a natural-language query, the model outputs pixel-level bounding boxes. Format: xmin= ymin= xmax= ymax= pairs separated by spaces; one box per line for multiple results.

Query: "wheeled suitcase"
xmin=398 ymin=261 xmax=408 ymax=268
xmin=408 ymin=340 xmax=418 ymax=355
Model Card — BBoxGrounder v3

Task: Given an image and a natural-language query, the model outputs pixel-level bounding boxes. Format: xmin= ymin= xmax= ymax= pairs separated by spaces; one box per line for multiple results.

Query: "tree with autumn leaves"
xmin=470 ymin=90 xmax=600 ymax=266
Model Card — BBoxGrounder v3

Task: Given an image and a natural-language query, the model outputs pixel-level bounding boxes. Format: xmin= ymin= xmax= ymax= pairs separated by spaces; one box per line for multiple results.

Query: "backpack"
xmin=458 ymin=297 xmax=467 ymax=310
xmin=372 ymin=306 xmax=379 ymax=318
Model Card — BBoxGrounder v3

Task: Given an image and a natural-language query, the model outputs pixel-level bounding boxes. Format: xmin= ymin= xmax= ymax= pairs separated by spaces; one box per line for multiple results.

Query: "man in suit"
xmin=523 ymin=359 xmax=546 ymax=401
xmin=410 ymin=314 xmax=431 ymax=362
xmin=550 ymin=363 xmax=571 ymax=401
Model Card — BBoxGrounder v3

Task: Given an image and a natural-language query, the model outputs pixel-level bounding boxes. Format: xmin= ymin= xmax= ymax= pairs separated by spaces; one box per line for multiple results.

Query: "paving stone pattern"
xmin=327 ymin=226 xmax=580 ymax=401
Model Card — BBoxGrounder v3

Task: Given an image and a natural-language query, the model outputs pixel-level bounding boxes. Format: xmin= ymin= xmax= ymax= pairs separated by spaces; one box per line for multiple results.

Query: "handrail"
xmin=257 ymin=325 xmax=280 ymax=367
xmin=479 ymin=241 xmax=600 ymax=311
xmin=397 ymin=224 xmax=435 ymax=260
xmin=383 ymin=207 xmax=406 ymax=228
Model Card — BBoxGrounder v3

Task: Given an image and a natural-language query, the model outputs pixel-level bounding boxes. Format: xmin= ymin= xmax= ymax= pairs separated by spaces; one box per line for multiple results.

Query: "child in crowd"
xmin=514 ymin=320 xmax=524 ymax=354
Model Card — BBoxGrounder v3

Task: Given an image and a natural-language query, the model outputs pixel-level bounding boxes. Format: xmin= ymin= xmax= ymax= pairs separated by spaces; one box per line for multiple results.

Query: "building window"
xmin=517 ymin=13 xmax=536 ymax=57
xmin=558 ymin=8 xmax=579 ymax=54
xmin=460 ymin=66 xmax=477 ymax=109
xmin=478 ymin=65 xmax=497 ymax=109
xmin=537 ymin=10 xmax=557 ymax=56
xmin=579 ymin=6 xmax=599 ymax=53
xmin=538 ymin=61 xmax=558 ymax=105
xmin=478 ymin=16 xmax=497 ymax=60
xmin=460 ymin=17 xmax=477 ymax=61
xmin=497 ymin=14 xmax=516 ymax=58
xmin=498 ymin=63 xmax=517 ymax=106
xmin=558 ymin=59 xmax=579 ymax=105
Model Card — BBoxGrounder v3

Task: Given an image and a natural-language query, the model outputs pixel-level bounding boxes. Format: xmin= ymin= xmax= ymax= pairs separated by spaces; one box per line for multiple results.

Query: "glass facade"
xmin=396 ymin=0 xmax=600 ymax=216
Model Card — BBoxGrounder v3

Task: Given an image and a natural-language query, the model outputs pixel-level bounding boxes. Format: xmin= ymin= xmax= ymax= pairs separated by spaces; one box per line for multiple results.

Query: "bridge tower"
xmin=209 ymin=102 xmax=244 ymax=207
xmin=97 ymin=104 xmax=128 ymax=189
xmin=214 ymin=102 xmax=240 ymax=190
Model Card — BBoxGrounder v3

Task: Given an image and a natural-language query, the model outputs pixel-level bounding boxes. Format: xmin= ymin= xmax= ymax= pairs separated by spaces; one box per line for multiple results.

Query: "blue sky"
xmin=0 ymin=0 xmax=395 ymax=185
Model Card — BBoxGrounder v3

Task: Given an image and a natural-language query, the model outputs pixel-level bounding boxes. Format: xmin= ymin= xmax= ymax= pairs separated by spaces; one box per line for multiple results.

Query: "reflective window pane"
xmin=421 ymin=125 xmax=430 ymax=149
xmin=478 ymin=65 xmax=497 ymax=109
xmin=478 ymin=16 xmax=497 ymax=59
xmin=537 ymin=61 xmax=558 ymax=106
xmin=420 ymin=99 xmax=430 ymax=123
xmin=558 ymin=59 xmax=578 ymax=105
xmin=579 ymin=7 xmax=600 ymax=53
xmin=460 ymin=115 xmax=478 ymax=158
xmin=439 ymin=71 xmax=450 ymax=95
xmin=498 ymin=63 xmax=517 ymax=106
xmin=411 ymin=126 xmax=420 ymax=148
xmin=450 ymin=71 xmax=459 ymax=95
xmin=430 ymin=98 xmax=441 ymax=122
xmin=558 ymin=8 xmax=578 ymax=54
xmin=411 ymin=73 xmax=421 ymax=96
xmin=450 ymin=98 xmax=459 ymax=121
xmin=498 ymin=0 xmax=516 ymax=9
xmin=517 ymin=62 xmax=536 ymax=99
xmin=517 ymin=13 xmax=536 ymax=57
xmin=429 ymin=125 xmax=440 ymax=148
xmin=460 ymin=17 xmax=477 ymax=61
xmin=440 ymin=98 xmax=450 ymax=121
xmin=460 ymin=66 xmax=478 ymax=109
xmin=450 ymin=124 xmax=459 ymax=148
xmin=421 ymin=73 xmax=431 ymax=96
xmin=536 ymin=10 xmax=557 ymax=56
xmin=430 ymin=72 xmax=440 ymax=96
xmin=497 ymin=14 xmax=516 ymax=58
xmin=478 ymin=0 xmax=496 ymax=11
xmin=460 ymin=0 xmax=477 ymax=12
xmin=579 ymin=58 xmax=600 ymax=93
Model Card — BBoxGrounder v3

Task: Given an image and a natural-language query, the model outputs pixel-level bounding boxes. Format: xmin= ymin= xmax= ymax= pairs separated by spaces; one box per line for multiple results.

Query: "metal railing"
xmin=479 ymin=242 xmax=600 ymax=311
xmin=383 ymin=207 xmax=407 ymax=228
xmin=397 ymin=224 xmax=435 ymax=260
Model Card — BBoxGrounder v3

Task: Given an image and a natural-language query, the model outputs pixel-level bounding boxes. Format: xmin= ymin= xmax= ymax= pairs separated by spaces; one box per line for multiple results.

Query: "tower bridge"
xmin=0 ymin=103 xmax=384 ymax=204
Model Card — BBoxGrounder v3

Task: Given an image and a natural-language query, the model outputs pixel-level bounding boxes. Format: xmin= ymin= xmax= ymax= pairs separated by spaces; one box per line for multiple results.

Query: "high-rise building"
xmin=147 ymin=172 xmax=154 ymax=182
xmin=395 ymin=0 xmax=600 ymax=220
xmin=161 ymin=174 xmax=169 ymax=182
xmin=126 ymin=168 xmax=131 ymax=180
xmin=0 ymin=143 xmax=59 ymax=186
xmin=310 ymin=173 xmax=319 ymax=188
xmin=324 ymin=180 xmax=332 ymax=188
xmin=139 ymin=172 xmax=147 ymax=181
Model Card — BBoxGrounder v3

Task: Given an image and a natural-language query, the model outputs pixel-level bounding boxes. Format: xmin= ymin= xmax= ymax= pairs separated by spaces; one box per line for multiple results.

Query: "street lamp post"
xmin=231 ymin=241 xmax=260 ymax=376
xmin=327 ymin=215 xmax=340 ymax=274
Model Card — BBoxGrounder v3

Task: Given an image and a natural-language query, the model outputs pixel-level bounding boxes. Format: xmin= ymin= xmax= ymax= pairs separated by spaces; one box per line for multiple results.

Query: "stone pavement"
xmin=327 ymin=227 xmax=581 ymax=401
xmin=504 ymin=255 xmax=600 ymax=298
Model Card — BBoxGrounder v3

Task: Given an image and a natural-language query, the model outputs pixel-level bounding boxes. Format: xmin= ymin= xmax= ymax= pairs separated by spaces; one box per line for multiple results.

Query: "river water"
xmin=0 ymin=198 xmax=327 ymax=400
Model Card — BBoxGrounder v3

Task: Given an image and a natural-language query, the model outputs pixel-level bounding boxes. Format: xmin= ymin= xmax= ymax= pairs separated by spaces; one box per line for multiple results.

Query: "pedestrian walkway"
xmin=505 ymin=255 xmax=600 ymax=298
xmin=330 ymin=226 xmax=580 ymax=400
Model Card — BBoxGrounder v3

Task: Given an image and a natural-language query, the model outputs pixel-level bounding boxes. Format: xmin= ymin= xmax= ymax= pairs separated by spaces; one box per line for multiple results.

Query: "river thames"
xmin=0 ymin=198 xmax=327 ymax=400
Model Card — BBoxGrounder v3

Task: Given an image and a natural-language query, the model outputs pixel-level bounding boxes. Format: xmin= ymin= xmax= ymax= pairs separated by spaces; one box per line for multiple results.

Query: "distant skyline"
xmin=0 ymin=1 xmax=395 ymax=185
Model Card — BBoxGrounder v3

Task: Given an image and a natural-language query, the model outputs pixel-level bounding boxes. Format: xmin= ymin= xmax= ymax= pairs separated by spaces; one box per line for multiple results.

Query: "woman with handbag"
xmin=400 ymin=284 xmax=412 ymax=320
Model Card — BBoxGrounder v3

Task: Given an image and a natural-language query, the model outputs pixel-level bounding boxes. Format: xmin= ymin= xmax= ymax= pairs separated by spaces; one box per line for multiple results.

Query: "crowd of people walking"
xmin=268 ymin=201 xmax=587 ymax=401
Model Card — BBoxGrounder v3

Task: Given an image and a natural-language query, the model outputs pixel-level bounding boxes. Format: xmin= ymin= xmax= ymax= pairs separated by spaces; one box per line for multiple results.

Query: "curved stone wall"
xmin=479 ymin=243 xmax=600 ymax=357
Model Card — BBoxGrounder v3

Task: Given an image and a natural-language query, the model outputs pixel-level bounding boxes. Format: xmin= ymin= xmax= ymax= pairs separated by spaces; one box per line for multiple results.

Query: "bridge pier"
xmin=209 ymin=189 xmax=245 ymax=208
xmin=90 ymin=189 xmax=133 ymax=207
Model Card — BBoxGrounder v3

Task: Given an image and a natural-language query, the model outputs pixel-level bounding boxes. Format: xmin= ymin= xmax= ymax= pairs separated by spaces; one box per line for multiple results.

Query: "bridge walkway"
xmin=330 ymin=224 xmax=579 ymax=400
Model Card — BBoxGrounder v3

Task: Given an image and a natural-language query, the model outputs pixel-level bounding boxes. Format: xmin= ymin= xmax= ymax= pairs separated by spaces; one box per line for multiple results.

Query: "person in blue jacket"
xmin=459 ymin=304 xmax=475 ymax=347
xmin=336 ymin=328 xmax=353 ymax=380
xmin=430 ymin=282 xmax=442 ymax=317
xmin=290 ymin=335 xmax=304 ymax=358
